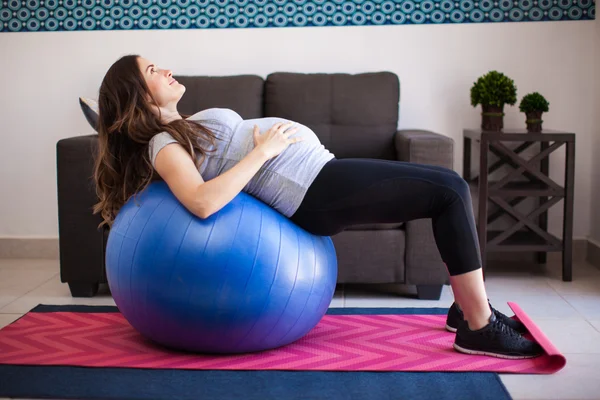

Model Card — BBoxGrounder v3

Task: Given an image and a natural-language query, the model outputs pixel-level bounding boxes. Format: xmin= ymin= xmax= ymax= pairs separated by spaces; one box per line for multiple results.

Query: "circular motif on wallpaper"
xmin=341 ymin=2 xmax=355 ymax=14
xmin=81 ymin=16 xmax=96 ymax=29
xmin=380 ymin=1 xmax=394 ymax=13
xmin=528 ymin=7 xmax=544 ymax=20
xmin=292 ymin=12 xmax=307 ymax=25
xmin=489 ymin=8 xmax=505 ymax=22
xmin=244 ymin=5 xmax=259 ymax=17
xmin=25 ymin=0 xmax=39 ymax=10
xmin=390 ymin=10 xmax=405 ymax=24
xmin=321 ymin=3 xmax=336 ymax=16
xmin=214 ymin=15 xmax=229 ymax=28
xmin=429 ymin=9 xmax=444 ymax=23
xmin=538 ymin=0 xmax=553 ymax=10
xmin=119 ymin=16 xmax=134 ymax=29
xmin=568 ymin=7 xmax=583 ymax=19
xmin=449 ymin=10 xmax=465 ymax=23
xmin=53 ymin=7 xmax=68 ymax=21
xmin=469 ymin=9 xmax=485 ymax=22
xmin=26 ymin=18 xmax=40 ymax=30
xmin=410 ymin=10 xmax=426 ymax=24
xmin=361 ymin=1 xmax=376 ymax=15
xmin=327 ymin=12 xmax=343 ymax=25
xmin=45 ymin=0 xmax=59 ymax=10
xmin=44 ymin=17 xmax=59 ymax=29
xmin=420 ymin=1 xmax=434 ymax=13
xmin=8 ymin=18 xmax=23 ymax=31
xmin=549 ymin=6 xmax=564 ymax=20
xmin=509 ymin=8 xmax=524 ymax=21
xmin=7 ymin=0 xmax=21 ymax=11
xmin=479 ymin=0 xmax=494 ymax=12
xmin=110 ymin=7 xmax=124 ymax=19
xmin=460 ymin=1 xmax=475 ymax=13
xmin=186 ymin=6 xmax=200 ymax=18
xmin=440 ymin=0 xmax=454 ymax=13
xmin=311 ymin=12 xmax=327 ymax=25
xmin=371 ymin=10 xmax=387 ymax=24
xmin=81 ymin=0 xmax=95 ymax=10
xmin=63 ymin=16 xmax=78 ymax=30
xmin=174 ymin=15 xmax=190 ymax=28
xmin=63 ymin=0 xmax=77 ymax=10
xmin=272 ymin=13 xmax=288 ymax=26
xmin=16 ymin=8 xmax=31 ymax=22
xmin=251 ymin=14 xmax=268 ymax=27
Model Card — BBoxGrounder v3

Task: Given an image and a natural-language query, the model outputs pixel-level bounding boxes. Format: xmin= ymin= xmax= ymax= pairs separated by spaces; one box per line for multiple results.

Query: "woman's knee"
xmin=438 ymin=173 xmax=471 ymax=203
xmin=450 ymin=174 xmax=471 ymax=201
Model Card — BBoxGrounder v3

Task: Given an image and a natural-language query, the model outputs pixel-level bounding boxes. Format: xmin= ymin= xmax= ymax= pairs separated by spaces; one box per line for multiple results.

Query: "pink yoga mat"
xmin=0 ymin=302 xmax=565 ymax=374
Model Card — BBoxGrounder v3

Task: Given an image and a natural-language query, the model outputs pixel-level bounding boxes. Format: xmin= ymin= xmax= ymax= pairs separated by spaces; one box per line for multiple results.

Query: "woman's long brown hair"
xmin=92 ymin=54 xmax=224 ymax=229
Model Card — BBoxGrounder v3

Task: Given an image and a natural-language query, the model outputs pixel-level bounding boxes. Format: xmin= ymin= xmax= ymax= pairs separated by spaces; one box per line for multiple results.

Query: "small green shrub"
xmin=519 ymin=92 xmax=549 ymax=113
xmin=470 ymin=71 xmax=517 ymax=108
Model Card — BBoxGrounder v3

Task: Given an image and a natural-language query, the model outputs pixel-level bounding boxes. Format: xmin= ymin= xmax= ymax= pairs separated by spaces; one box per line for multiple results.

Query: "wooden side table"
xmin=463 ymin=129 xmax=576 ymax=281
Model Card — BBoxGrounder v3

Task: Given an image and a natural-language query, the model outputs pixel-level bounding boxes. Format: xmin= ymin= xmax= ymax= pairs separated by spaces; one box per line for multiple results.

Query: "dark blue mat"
xmin=0 ymin=305 xmax=512 ymax=400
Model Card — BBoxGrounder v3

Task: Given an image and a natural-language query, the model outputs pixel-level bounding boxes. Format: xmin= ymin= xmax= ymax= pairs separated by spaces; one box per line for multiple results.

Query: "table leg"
xmin=562 ymin=140 xmax=575 ymax=281
xmin=478 ymin=137 xmax=489 ymax=278
xmin=463 ymin=137 xmax=471 ymax=181
xmin=537 ymin=141 xmax=549 ymax=264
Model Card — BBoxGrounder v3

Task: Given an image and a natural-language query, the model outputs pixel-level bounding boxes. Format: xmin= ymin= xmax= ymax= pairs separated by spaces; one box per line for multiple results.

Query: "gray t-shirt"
xmin=148 ymin=108 xmax=335 ymax=217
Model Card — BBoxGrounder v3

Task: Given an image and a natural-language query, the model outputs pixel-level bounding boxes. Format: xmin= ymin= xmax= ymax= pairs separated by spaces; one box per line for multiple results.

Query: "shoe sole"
xmin=453 ymin=343 xmax=542 ymax=359
xmin=446 ymin=323 xmax=527 ymax=335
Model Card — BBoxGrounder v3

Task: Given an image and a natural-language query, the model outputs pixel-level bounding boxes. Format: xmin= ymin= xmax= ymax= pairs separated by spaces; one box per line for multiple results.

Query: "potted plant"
xmin=470 ymin=70 xmax=517 ymax=132
xmin=519 ymin=92 xmax=549 ymax=132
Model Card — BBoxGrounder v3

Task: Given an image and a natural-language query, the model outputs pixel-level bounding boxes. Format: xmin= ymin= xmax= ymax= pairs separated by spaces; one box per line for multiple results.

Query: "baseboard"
xmin=545 ymin=238 xmax=588 ymax=265
xmin=587 ymin=238 xmax=600 ymax=269
xmin=0 ymin=236 xmax=594 ymax=265
xmin=0 ymin=237 xmax=59 ymax=259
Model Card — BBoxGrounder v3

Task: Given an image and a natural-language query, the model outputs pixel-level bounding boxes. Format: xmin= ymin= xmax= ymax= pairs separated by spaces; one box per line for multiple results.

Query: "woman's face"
xmin=137 ymin=56 xmax=185 ymax=112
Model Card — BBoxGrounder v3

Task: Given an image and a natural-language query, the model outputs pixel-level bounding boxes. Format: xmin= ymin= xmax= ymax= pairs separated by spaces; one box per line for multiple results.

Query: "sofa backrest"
xmin=176 ymin=74 xmax=265 ymax=119
xmin=175 ymin=71 xmax=400 ymax=160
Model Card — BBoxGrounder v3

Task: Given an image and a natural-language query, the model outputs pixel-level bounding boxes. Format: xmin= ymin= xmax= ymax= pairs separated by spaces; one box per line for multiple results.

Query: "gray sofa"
xmin=56 ymin=71 xmax=454 ymax=300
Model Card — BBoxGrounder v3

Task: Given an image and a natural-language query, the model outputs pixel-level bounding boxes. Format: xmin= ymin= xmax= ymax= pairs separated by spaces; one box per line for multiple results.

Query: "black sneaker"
xmin=453 ymin=312 xmax=544 ymax=359
xmin=445 ymin=301 xmax=528 ymax=334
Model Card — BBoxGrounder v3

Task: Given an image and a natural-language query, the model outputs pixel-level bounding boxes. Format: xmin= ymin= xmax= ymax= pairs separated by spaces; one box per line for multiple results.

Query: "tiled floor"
xmin=1 ymin=257 xmax=599 ymax=400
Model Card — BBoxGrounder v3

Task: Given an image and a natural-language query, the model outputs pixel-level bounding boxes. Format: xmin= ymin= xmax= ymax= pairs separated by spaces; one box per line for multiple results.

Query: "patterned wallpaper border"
xmin=1 ymin=0 xmax=595 ymax=33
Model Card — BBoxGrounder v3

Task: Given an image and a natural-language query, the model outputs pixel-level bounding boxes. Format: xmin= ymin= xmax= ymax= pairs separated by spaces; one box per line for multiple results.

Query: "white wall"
xmin=0 ymin=20 xmax=598 ymax=240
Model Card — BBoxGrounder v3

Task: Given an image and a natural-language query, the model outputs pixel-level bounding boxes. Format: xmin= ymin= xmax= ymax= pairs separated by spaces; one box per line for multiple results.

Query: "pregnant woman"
xmin=92 ymin=54 xmax=543 ymax=360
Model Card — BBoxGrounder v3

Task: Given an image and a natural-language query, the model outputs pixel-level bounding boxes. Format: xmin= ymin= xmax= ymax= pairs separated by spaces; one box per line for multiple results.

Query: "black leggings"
xmin=289 ymin=158 xmax=482 ymax=276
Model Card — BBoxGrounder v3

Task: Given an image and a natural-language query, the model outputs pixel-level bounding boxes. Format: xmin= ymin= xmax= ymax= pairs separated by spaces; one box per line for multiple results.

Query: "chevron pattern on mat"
xmin=0 ymin=311 xmax=550 ymax=373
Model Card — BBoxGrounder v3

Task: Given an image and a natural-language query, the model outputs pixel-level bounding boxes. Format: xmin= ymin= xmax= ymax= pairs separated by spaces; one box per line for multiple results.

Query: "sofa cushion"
xmin=263 ymin=72 xmax=400 ymax=160
xmin=174 ymin=74 xmax=265 ymax=119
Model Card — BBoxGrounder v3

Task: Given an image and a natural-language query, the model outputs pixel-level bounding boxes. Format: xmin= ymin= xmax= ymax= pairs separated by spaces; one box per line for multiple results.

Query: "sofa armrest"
xmin=394 ymin=130 xmax=454 ymax=287
xmin=56 ymin=134 xmax=106 ymax=294
xmin=395 ymin=129 xmax=454 ymax=168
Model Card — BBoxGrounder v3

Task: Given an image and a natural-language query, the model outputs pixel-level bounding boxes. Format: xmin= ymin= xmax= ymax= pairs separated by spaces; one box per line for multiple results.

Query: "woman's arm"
xmin=154 ymin=142 xmax=269 ymax=219
xmin=155 ymin=121 xmax=300 ymax=218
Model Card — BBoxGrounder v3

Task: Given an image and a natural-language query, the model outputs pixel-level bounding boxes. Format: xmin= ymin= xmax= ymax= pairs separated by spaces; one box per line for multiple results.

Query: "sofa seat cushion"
xmin=332 ymin=228 xmax=405 ymax=283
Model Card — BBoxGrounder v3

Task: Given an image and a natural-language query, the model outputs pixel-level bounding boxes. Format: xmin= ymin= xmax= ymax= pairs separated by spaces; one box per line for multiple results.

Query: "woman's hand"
xmin=253 ymin=122 xmax=303 ymax=160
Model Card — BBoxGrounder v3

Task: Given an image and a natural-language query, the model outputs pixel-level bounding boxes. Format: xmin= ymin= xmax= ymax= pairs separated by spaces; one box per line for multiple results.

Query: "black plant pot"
xmin=526 ymin=111 xmax=543 ymax=132
xmin=481 ymin=105 xmax=504 ymax=132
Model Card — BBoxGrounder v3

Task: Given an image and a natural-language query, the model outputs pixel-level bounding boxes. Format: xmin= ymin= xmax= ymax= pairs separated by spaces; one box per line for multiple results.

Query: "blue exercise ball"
xmin=105 ymin=181 xmax=338 ymax=354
